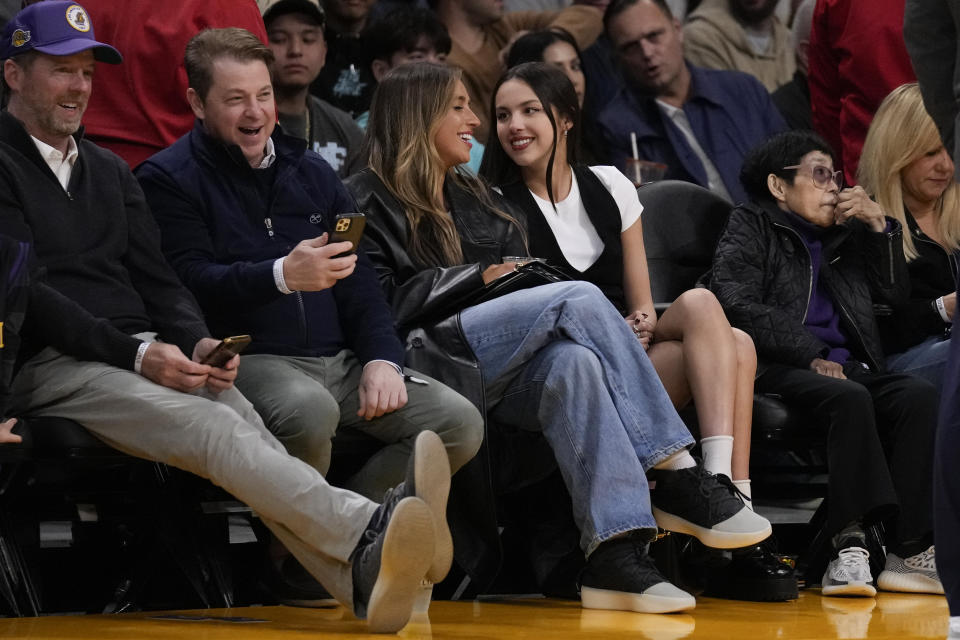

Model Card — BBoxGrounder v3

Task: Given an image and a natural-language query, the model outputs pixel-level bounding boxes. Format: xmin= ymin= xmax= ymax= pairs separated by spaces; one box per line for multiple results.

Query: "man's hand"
xmin=283 ymin=233 xmax=358 ymax=291
xmin=482 ymin=262 xmax=517 ymax=284
xmin=810 ymin=357 xmax=846 ymax=379
xmin=0 ymin=418 xmax=21 ymax=444
xmin=836 ymin=186 xmax=886 ymax=232
xmin=625 ymin=310 xmax=656 ymax=351
xmin=140 ymin=342 xmax=211 ymax=392
xmin=357 ymin=361 xmax=408 ymax=420
xmin=192 ymin=337 xmax=239 ymax=393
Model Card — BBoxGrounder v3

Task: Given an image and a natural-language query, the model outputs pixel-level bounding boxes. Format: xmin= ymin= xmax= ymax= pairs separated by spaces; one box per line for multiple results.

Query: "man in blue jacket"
xmin=137 ymin=28 xmax=481 ymax=514
xmin=596 ymin=0 xmax=785 ymax=204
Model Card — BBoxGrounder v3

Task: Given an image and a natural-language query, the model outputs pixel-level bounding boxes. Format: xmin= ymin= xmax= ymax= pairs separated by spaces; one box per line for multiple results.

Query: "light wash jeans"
xmin=460 ymin=281 xmax=694 ymax=555
xmin=887 ymin=333 xmax=951 ymax=389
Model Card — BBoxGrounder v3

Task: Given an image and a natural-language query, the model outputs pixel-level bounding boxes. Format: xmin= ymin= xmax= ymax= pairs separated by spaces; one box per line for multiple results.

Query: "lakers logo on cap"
xmin=11 ymin=29 xmax=30 ymax=48
xmin=65 ymin=5 xmax=90 ymax=32
xmin=335 ymin=218 xmax=351 ymax=232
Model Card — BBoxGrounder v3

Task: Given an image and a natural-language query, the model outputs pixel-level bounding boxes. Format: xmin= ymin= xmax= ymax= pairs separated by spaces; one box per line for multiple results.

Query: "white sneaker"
xmin=822 ymin=545 xmax=876 ymax=597
xmin=877 ymin=545 xmax=943 ymax=594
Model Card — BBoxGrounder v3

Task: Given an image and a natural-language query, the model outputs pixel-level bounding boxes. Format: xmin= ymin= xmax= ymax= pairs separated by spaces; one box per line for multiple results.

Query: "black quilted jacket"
xmin=705 ymin=198 xmax=908 ymax=374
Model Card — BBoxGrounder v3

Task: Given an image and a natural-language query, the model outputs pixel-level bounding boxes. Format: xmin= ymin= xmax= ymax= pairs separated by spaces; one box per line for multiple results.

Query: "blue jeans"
xmin=886 ymin=334 xmax=951 ymax=389
xmin=460 ymin=281 xmax=694 ymax=554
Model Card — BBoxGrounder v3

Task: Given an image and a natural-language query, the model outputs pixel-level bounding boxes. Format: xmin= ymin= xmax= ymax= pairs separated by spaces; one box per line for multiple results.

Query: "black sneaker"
xmin=580 ymin=533 xmax=696 ymax=613
xmin=407 ymin=431 xmax=452 ymax=584
xmin=351 ymin=496 xmax=434 ymax=632
xmin=351 ymin=431 xmax=450 ymax=632
xmin=651 ymin=467 xmax=771 ymax=549
xmin=703 ymin=539 xmax=799 ymax=601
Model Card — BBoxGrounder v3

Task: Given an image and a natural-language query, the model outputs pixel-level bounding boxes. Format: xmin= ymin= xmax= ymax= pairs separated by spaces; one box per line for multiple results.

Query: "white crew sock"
xmin=950 ymin=616 xmax=960 ymax=633
xmin=653 ymin=449 xmax=697 ymax=471
xmin=700 ymin=435 xmax=734 ymax=478
xmin=733 ymin=479 xmax=753 ymax=510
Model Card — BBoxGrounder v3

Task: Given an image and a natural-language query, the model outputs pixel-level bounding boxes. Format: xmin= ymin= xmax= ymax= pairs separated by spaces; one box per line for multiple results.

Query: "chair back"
xmin=637 ymin=180 xmax=732 ymax=303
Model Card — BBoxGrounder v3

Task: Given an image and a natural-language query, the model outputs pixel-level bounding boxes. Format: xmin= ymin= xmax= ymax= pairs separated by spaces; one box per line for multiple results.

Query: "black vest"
xmin=501 ymin=165 xmax=627 ymax=313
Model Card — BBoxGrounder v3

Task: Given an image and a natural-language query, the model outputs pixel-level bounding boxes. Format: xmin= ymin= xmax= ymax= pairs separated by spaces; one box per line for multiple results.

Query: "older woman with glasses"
xmin=706 ymin=130 xmax=942 ymax=597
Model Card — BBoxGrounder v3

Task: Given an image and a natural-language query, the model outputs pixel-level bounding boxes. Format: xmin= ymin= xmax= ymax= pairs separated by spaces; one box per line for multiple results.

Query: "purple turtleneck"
xmin=784 ymin=211 xmax=851 ymax=365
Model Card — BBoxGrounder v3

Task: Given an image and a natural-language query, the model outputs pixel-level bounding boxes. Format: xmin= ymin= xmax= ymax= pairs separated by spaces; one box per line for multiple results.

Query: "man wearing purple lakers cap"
xmin=0 ymin=2 xmax=449 ymax=632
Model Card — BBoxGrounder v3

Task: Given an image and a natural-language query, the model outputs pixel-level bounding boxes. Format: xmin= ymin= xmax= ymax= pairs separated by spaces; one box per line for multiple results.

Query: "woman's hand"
xmin=943 ymin=292 xmax=956 ymax=321
xmin=625 ymin=310 xmax=656 ymax=350
xmin=835 ymin=186 xmax=886 ymax=232
xmin=810 ymin=357 xmax=846 ymax=379
xmin=482 ymin=262 xmax=518 ymax=284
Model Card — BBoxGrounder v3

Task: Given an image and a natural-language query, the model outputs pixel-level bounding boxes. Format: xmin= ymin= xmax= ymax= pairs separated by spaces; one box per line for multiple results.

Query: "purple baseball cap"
xmin=0 ymin=1 xmax=121 ymax=63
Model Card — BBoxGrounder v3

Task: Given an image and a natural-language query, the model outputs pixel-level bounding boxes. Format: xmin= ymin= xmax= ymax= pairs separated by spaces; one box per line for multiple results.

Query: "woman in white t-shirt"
xmin=480 ymin=62 xmax=759 ymax=507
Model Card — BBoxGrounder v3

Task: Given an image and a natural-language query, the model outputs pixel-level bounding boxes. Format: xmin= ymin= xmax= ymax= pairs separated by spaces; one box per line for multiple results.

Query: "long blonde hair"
xmin=364 ymin=62 xmax=522 ymax=267
xmin=859 ymin=83 xmax=960 ymax=260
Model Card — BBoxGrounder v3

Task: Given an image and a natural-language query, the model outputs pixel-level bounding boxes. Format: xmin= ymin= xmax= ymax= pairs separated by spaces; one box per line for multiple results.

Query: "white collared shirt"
xmin=258 ymin=137 xmax=277 ymax=169
xmin=31 ymin=134 xmax=79 ymax=191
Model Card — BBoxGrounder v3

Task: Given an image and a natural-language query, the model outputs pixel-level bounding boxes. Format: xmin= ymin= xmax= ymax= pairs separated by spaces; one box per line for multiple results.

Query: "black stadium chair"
xmin=0 ymin=416 xmax=241 ymax=615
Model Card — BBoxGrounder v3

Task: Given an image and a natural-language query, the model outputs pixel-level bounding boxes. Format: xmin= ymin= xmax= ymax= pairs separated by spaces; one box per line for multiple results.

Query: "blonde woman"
xmin=345 ymin=62 xmax=770 ymax=614
xmin=859 ymin=83 xmax=960 ymax=388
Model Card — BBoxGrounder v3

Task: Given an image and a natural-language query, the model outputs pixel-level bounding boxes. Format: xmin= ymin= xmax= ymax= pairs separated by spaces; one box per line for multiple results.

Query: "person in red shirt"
xmin=80 ymin=0 xmax=267 ymax=169
xmin=808 ymin=0 xmax=915 ymax=186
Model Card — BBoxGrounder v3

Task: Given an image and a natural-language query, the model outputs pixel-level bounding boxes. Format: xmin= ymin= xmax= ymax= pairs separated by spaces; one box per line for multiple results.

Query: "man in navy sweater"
xmin=0 ymin=3 xmax=450 ymax=632
xmin=137 ymin=27 xmax=481 ymax=501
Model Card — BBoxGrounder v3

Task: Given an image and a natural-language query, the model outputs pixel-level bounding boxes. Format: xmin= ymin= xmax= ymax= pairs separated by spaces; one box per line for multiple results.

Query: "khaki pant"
xmin=235 ymin=350 xmax=483 ymax=500
xmin=10 ymin=336 xmax=375 ymax=609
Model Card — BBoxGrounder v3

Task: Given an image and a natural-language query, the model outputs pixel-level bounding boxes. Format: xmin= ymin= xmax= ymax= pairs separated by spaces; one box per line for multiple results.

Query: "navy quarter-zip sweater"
xmin=137 ymin=122 xmax=403 ymax=366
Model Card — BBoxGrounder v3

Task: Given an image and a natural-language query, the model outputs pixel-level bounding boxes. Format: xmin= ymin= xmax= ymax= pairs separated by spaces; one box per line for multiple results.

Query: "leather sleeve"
xmin=856 ymin=217 xmax=909 ymax=306
xmin=351 ymin=181 xmax=485 ymax=330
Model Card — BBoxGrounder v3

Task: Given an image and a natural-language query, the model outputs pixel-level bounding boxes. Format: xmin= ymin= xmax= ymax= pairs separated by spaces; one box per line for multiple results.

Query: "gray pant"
xmin=10 ymin=341 xmax=375 ymax=609
xmin=234 ymin=351 xmax=483 ymax=500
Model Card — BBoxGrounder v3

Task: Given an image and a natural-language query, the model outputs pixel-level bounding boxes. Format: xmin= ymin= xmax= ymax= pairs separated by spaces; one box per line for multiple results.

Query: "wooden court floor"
xmin=0 ymin=591 xmax=949 ymax=640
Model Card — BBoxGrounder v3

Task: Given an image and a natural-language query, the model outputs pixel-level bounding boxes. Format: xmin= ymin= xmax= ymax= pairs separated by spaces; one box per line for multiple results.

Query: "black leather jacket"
xmin=878 ymin=208 xmax=957 ymax=355
xmin=345 ymin=168 xmax=532 ymax=590
xmin=706 ymin=198 xmax=908 ymax=373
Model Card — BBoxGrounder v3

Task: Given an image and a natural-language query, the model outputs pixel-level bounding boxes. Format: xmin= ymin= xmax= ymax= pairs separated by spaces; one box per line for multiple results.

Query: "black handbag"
xmin=453 ymin=260 xmax=571 ymax=310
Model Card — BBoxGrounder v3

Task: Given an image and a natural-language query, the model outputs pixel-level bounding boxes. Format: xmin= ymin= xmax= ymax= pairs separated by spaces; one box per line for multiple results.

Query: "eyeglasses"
xmin=783 ymin=164 xmax=843 ymax=190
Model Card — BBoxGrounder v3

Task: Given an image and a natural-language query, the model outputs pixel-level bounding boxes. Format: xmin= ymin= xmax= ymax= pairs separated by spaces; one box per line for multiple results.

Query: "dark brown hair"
xmin=185 ymin=28 xmax=274 ymax=101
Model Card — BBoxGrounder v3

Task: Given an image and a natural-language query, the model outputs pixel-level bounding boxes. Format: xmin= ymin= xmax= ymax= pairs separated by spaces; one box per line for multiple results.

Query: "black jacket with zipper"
xmin=878 ymin=208 xmax=957 ymax=355
xmin=137 ymin=122 xmax=403 ymax=366
xmin=345 ymin=168 xmax=546 ymax=592
xmin=704 ymin=197 xmax=908 ymax=373
xmin=0 ymin=111 xmax=202 ymax=368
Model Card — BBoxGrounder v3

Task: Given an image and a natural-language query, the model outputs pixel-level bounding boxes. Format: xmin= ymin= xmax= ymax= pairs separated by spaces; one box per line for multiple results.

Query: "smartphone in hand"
xmin=201 ymin=335 xmax=251 ymax=367
xmin=329 ymin=213 xmax=366 ymax=258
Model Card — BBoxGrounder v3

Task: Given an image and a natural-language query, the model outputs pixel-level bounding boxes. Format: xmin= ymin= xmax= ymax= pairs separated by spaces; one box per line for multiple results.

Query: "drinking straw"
xmin=630 ymin=132 xmax=639 ymax=161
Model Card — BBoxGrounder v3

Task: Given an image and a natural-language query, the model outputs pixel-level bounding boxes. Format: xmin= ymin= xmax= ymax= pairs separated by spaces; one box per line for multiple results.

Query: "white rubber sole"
xmin=581 ymin=585 xmax=696 ymax=613
xmin=366 ymin=497 xmax=436 ymax=633
xmin=412 ymin=431 xmax=453 ymax=583
xmin=877 ymin=570 xmax=944 ymax=594
xmin=651 ymin=506 xmax=772 ymax=549
xmin=822 ymin=582 xmax=877 ymax=597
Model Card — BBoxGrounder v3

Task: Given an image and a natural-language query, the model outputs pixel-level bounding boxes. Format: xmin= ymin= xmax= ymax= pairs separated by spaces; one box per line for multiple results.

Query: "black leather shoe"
xmin=702 ymin=540 xmax=799 ymax=602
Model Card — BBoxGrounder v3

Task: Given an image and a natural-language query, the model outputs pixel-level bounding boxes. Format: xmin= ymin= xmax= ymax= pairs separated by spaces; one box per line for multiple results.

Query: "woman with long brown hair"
xmin=345 ymin=61 xmax=770 ymax=614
